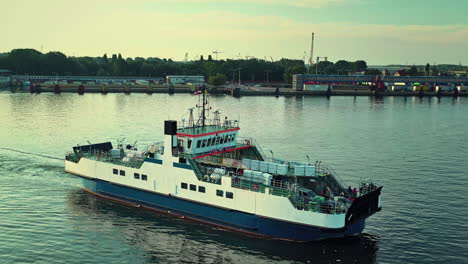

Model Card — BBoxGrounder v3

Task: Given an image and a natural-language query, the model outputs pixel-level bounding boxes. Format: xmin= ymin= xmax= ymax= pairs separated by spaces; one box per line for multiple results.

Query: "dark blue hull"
xmin=82 ymin=178 xmax=365 ymax=241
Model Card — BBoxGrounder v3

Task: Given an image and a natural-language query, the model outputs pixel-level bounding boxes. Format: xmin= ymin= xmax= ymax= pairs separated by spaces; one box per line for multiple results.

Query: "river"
xmin=0 ymin=92 xmax=467 ymax=263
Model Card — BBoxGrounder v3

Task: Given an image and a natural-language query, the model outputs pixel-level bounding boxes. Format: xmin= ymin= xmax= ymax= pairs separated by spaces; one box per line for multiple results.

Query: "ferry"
xmin=64 ymin=88 xmax=383 ymax=241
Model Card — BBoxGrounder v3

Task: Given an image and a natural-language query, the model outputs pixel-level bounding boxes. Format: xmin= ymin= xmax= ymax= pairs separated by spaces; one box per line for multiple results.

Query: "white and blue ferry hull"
xmin=81 ymin=177 xmax=366 ymax=241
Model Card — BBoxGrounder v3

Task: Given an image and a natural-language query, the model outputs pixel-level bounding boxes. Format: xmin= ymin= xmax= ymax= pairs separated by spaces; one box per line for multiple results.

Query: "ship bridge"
xmin=176 ymin=124 xmax=240 ymax=155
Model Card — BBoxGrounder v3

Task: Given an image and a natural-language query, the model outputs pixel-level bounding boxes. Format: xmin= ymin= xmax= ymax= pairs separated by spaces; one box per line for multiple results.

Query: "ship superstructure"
xmin=65 ymin=88 xmax=382 ymax=241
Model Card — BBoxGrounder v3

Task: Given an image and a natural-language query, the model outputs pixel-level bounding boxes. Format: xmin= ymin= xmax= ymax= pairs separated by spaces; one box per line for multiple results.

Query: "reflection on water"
xmin=67 ymin=189 xmax=379 ymax=264
xmin=1 ymin=93 xmax=467 ymax=264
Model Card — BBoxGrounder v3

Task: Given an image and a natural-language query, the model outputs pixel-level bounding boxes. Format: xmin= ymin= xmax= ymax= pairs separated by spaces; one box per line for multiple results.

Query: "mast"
xmin=202 ymin=85 xmax=206 ymax=127
xmin=195 ymin=85 xmax=210 ymax=128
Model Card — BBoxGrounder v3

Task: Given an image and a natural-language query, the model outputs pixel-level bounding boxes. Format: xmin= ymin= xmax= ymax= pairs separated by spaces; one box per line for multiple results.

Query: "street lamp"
xmin=265 ymin=70 xmax=271 ymax=86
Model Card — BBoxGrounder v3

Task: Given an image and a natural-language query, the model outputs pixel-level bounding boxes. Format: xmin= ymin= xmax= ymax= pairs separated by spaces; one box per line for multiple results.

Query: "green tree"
xmin=285 ymin=65 xmax=307 ymax=83
xmin=365 ymin=69 xmax=382 ymax=75
xmin=208 ymin=55 xmax=213 ymax=61
xmin=8 ymin=49 xmax=43 ymax=74
xmin=354 ymin=60 xmax=367 ymax=72
xmin=200 ymin=55 xmax=204 ymax=61
xmin=208 ymin=73 xmax=226 ymax=86
xmin=431 ymin=65 xmax=439 ymax=76
xmin=42 ymin=51 xmax=71 ymax=75
xmin=425 ymin=63 xmax=430 ymax=76
xmin=408 ymin=66 xmax=419 ymax=76
xmin=334 ymin=60 xmax=351 ymax=75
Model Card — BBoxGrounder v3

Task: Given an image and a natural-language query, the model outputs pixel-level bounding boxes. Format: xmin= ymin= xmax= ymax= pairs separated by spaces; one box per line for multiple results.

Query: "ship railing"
xmin=229 ymin=175 xmax=348 ymax=215
xmin=65 ymin=152 xmax=80 ymax=163
xmin=196 ymin=155 xmax=223 ymax=165
xmin=236 ymin=137 xmax=266 ymax=160
xmin=288 ymin=194 xmax=348 ymax=215
xmin=358 ymin=180 xmax=380 ymax=196
xmin=76 ymin=150 xmax=146 ymax=169
xmin=315 ymin=165 xmax=347 ymax=192
xmin=178 ymin=119 xmax=239 ymax=130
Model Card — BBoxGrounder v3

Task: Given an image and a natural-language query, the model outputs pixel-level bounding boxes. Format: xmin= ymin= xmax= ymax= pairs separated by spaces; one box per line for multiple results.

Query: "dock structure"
xmin=292 ymin=74 xmax=468 ymax=91
xmin=12 ymin=75 xmax=164 ymax=83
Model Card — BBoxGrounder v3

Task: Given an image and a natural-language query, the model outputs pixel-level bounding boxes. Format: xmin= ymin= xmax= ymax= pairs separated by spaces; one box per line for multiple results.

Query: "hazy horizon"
xmin=2 ymin=0 xmax=467 ymax=65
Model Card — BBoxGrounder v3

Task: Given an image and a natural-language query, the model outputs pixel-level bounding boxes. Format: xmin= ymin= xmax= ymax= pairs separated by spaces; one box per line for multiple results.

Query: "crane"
xmin=184 ymin=52 xmax=188 ymax=62
xmin=212 ymin=50 xmax=223 ymax=60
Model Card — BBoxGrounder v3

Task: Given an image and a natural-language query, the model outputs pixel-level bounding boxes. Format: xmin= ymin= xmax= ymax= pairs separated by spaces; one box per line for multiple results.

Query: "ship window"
xmin=134 ymin=173 xmax=140 ymax=179
xmin=188 ymin=139 xmax=192 ymax=149
xmin=196 ymin=140 xmax=201 ymax=148
xmin=119 ymin=170 xmax=125 ymax=176
xmin=226 ymin=192 xmax=233 ymax=199
xmin=199 ymin=186 xmax=206 ymax=193
xmin=216 ymin=190 xmax=223 ymax=197
xmin=224 ymin=135 xmax=229 ymax=143
xmin=207 ymin=138 xmax=212 ymax=147
xmin=220 ymin=136 xmax=224 ymax=144
xmin=202 ymin=139 xmax=207 ymax=147
xmin=113 ymin=169 xmax=118 ymax=175
xmin=142 ymin=174 xmax=147 ymax=181
xmin=215 ymin=136 xmax=220 ymax=145
xmin=190 ymin=184 xmax=196 ymax=191
xmin=181 ymin=182 xmax=188 ymax=189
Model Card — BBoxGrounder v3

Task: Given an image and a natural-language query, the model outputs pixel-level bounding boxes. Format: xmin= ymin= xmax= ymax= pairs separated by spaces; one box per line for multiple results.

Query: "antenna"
xmin=184 ymin=52 xmax=188 ymax=62
xmin=188 ymin=107 xmax=194 ymax=128
xmin=309 ymin=32 xmax=314 ymax=66
xmin=213 ymin=110 xmax=221 ymax=126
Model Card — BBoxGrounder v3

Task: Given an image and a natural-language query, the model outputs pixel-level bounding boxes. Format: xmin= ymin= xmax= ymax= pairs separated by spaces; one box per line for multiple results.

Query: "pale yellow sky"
xmin=2 ymin=0 xmax=468 ymax=64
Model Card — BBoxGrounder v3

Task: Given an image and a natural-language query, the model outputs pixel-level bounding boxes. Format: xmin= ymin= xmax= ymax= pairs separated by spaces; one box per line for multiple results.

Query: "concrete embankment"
xmin=9 ymin=84 xmax=467 ymax=97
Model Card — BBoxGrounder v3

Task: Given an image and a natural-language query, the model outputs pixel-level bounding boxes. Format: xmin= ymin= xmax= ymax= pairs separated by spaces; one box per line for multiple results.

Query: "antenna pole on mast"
xmin=202 ymin=85 xmax=206 ymax=127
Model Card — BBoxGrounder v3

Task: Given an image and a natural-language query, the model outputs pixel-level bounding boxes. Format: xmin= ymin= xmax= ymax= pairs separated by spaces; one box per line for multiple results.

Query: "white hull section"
xmin=65 ymin=156 xmax=346 ymax=229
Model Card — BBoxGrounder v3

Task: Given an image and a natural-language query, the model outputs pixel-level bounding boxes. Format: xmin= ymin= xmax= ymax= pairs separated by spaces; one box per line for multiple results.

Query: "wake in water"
xmin=0 ymin=147 xmax=63 ymax=161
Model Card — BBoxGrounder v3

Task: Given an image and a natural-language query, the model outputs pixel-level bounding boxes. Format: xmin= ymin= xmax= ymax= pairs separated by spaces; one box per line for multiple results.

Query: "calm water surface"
xmin=0 ymin=92 xmax=467 ymax=264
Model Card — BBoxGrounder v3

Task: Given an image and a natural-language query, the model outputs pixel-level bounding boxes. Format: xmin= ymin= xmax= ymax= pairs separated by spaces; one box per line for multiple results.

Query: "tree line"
xmin=16 ymin=49 xmax=465 ymax=85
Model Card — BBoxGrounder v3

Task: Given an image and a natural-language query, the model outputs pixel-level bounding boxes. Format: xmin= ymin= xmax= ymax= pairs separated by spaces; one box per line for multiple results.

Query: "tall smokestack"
xmin=309 ymin=32 xmax=315 ymax=66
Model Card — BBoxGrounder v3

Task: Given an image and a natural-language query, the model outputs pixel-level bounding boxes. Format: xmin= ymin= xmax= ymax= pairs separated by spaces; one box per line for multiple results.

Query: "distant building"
xmin=368 ymin=66 xmax=410 ymax=75
xmin=382 ymin=69 xmax=391 ymax=76
xmin=0 ymin=70 xmax=12 ymax=87
xmin=0 ymin=69 xmax=12 ymax=77
xmin=166 ymin=75 xmax=205 ymax=85
xmin=394 ymin=70 xmax=408 ymax=76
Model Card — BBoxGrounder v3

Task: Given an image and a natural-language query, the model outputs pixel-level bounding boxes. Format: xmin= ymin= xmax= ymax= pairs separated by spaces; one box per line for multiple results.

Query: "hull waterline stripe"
xmin=82 ymin=187 xmax=279 ymax=240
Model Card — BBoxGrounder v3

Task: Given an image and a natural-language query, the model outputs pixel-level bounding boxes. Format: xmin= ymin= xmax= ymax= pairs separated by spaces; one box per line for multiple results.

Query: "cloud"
xmin=1 ymin=2 xmax=467 ymax=64
xmin=126 ymin=0 xmax=346 ymax=8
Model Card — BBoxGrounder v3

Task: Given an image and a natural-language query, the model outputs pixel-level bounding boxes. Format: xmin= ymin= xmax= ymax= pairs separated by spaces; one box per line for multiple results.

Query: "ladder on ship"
xmin=187 ymin=157 xmax=204 ymax=181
